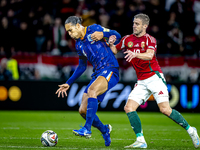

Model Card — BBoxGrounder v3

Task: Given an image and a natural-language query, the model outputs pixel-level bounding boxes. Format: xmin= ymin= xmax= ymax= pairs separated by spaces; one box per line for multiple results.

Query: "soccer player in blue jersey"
xmin=55 ymin=16 xmax=121 ymax=146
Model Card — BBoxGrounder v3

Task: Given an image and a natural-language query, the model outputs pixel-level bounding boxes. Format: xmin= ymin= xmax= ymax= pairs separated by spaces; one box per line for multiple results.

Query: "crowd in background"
xmin=0 ymin=0 xmax=200 ymax=82
xmin=0 ymin=0 xmax=200 ymax=56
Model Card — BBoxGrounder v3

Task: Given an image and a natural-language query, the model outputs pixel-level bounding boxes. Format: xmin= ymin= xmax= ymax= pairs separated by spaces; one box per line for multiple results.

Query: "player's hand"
xmin=55 ymin=83 xmax=70 ymax=98
xmin=91 ymin=31 xmax=103 ymax=41
xmin=108 ymin=35 xmax=116 ymax=45
xmin=124 ymin=50 xmax=137 ymax=62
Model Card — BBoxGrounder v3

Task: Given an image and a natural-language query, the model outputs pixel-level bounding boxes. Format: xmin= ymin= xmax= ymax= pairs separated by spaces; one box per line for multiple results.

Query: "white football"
xmin=41 ymin=130 xmax=58 ymax=147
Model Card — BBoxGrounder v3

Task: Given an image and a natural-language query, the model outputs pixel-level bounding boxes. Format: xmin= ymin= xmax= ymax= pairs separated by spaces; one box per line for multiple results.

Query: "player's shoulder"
xmin=121 ymin=34 xmax=136 ymax=44
xmin=121 ymin=34 xmax=132 ymax=40
xmin=145 ymin=33 xmax=154 ymax=38
xmin=88 ymin=24 xmax=101 ymax=30
xmin=89 ymin=23 xmax=98 ymax=27
xmin=145 ymin=33 xmax=156 ymax=41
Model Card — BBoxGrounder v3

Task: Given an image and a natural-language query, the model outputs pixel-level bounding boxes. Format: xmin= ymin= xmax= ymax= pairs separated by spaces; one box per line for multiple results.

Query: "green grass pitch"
xmin=0 ymin=111 xmax=199 ymax=150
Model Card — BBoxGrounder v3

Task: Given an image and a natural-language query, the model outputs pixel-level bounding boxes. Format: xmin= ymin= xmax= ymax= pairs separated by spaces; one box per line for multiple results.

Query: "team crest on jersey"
xmin=141 ymin=41 xmax=145 ymax=48
xmin=141 ymin=41 xmax=145 ymax=51
xmin=87 ymin=34 xmax=95 ymax=44
xmin=128 ymin=42 xmax=133 ymax=48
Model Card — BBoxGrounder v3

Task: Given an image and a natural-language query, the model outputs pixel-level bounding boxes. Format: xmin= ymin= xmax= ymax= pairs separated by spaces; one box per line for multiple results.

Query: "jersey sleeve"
xmin=90 ymin=24 xmax=121 ymax=44
xmin=146 ymin=35 xmax=157 ymax=51
xmin=75 ymin=40 xmax=87 ymax=58
xmin=115 ymin=35 xmax=129 ymax=51
xmin=66 ymin=57 xmax=87 ymax=86
xmin=66 ymin=41 xmax=87 ymax=85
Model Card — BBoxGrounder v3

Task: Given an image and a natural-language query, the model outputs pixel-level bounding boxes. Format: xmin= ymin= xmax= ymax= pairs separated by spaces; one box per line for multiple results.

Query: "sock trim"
xmin=136 ymin=133 xmax=143 ymax=137
xmin=186 ymin=125 xmax=190 ymax=130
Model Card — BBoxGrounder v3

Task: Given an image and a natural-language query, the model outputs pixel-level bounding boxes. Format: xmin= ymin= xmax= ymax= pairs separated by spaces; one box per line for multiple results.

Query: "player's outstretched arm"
xmin=65 ymin=57 xmax=87 ymax=86
xmin=56 ymin=57 xmax=87 ymax=98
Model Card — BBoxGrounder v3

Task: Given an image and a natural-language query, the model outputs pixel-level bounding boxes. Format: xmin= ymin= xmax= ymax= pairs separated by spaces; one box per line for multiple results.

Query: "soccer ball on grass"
xmin=41 ymin=130 xmax=58 ymax=147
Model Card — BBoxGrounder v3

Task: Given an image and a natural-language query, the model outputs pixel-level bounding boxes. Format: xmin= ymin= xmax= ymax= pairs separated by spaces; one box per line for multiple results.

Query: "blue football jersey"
xmin=75 ymin=24 xmax=121 ymax=76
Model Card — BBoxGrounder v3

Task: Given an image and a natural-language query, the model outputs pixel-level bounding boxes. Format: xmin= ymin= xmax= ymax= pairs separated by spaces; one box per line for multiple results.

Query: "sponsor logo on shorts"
xmin=158 ymin=91 xmax=164 ymax=95
xmin=103 ymin=70 xmax=107 ymax=74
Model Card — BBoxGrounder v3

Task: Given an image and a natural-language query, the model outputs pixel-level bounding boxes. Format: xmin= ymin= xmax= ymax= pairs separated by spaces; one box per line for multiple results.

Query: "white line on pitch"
xmin=1 ymin=127 xmax=182 ymax=132
xmin=0 ymin=146 xmax=79 ymax=149
xmin=0 ymin=146 xmax=158 ymax=150
xmin=0 ymin=137 xmax=188 ymax=141
xmin=1 ymin=127 xmax=20 ymax=129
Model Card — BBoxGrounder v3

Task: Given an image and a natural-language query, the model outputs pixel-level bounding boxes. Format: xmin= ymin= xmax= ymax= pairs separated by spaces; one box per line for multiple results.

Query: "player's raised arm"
xmin=90 ymin=31 xmax=103 ymax=41
xmin=90 ymin=24 xmax=121 ymax=44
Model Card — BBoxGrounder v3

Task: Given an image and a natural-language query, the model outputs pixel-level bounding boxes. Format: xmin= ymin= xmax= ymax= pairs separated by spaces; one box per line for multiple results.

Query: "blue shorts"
xmin=84 ymin=67 xmax=119 ymax=102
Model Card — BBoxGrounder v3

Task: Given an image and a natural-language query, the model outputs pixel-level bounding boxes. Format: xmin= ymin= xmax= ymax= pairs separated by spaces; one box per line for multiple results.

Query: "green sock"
xmin=127 ymin=111 xmax=143 ymax=137
xmin=169 ymin=109 xmax=190 ymax=130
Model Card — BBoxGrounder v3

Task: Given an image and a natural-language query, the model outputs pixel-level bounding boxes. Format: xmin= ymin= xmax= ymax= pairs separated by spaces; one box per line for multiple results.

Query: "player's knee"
xmin=124 ymin=105 xmax=134 ymax=113
xmin=159 ymin=107 xmax=172 ymax=116
xmin=87 ymin=88 xmax=97 ymax=97
xmin=79 ymin=107 xmax=86 ymax=115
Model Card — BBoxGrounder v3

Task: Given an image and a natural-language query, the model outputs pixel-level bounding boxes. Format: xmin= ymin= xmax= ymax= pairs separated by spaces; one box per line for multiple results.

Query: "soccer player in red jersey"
xmin=109 ymin=13 xmax=199 ymax=149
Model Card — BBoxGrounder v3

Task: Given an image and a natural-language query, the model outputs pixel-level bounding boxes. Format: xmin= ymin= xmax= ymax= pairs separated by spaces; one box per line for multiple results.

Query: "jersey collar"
xmin=80 ymin=27 xmax=87 ymax=40
xmin=133 ymin=33 xmax=147 ymax=38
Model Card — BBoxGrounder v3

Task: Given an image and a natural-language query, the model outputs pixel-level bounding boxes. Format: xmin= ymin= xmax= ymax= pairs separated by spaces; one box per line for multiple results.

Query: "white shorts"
xmin=128 ymin=73 xmax=169 ymax=105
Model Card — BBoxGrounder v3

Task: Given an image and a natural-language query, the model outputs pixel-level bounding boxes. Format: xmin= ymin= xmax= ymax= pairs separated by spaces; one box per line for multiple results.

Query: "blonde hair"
xmin=134 ymin=13 xmax=150 ymax=26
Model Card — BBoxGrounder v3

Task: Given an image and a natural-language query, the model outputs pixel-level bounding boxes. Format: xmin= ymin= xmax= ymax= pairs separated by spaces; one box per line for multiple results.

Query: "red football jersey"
xmin=116 ymin=33 xmax=163 ymax=80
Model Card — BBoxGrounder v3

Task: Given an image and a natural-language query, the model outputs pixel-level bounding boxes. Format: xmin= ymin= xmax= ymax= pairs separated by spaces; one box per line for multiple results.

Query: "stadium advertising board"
xmin=0 ymin=81 xmax=199 ymax=112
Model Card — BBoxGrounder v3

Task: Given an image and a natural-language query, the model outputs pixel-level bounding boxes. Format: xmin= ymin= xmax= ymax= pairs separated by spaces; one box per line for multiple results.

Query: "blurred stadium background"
xmin=0 ymin=0 xmax=200 ymax=112
xmin=0 ymin=0 xmax=200 ymax=149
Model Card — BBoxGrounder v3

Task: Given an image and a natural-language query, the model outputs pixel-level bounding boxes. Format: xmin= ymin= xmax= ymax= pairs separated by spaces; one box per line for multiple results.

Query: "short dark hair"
xmin=134 ymin=13 xmax=150 ymax=26
xmin=65 ymin=16 xmax=82 ymax=26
